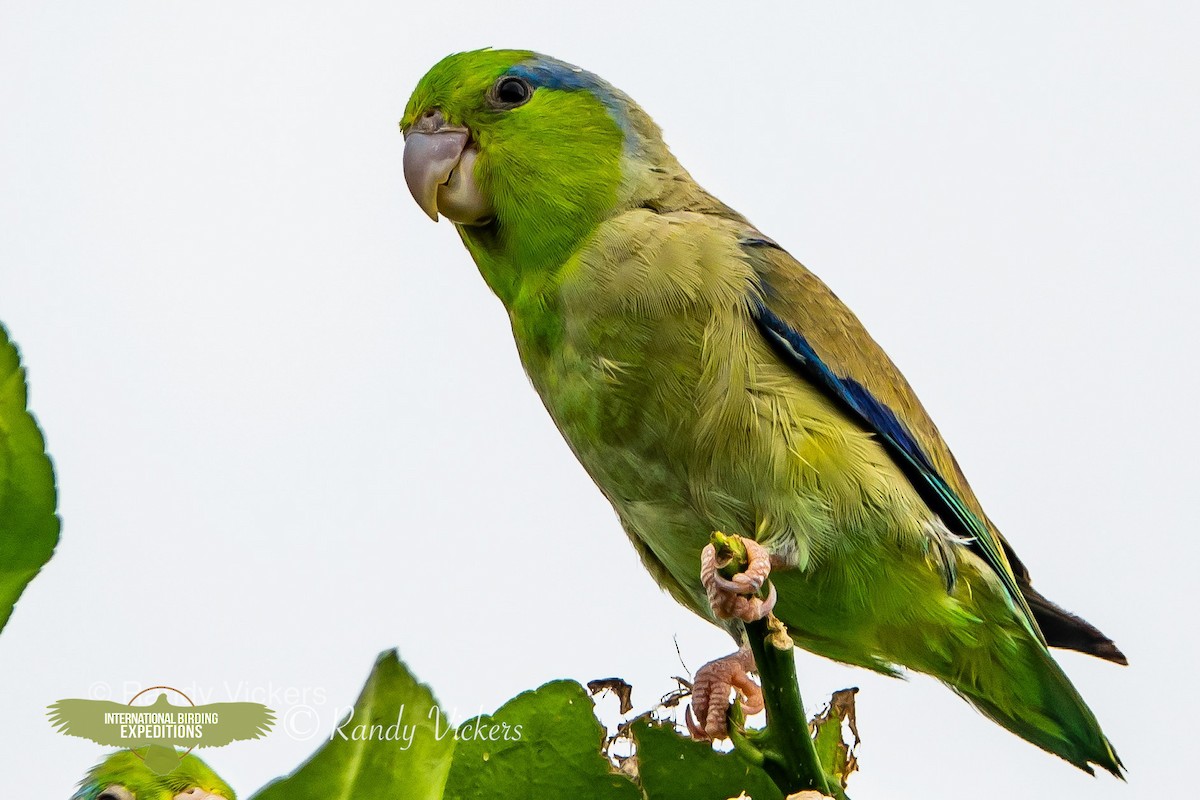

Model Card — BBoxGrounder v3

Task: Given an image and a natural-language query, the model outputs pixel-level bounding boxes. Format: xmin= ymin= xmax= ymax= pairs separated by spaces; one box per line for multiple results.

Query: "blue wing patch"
xmin=751 ymin=301 xmax=930 ymax=466
xmin=751 ymin=297 xmax=1043 ymax=642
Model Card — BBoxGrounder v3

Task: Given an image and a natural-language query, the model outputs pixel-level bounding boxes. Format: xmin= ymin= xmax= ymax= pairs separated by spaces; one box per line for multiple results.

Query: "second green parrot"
xmin=72 ymin=751 xmax=234 ymax=800
xmin=401 ymin=49 xmax=1126 ymax=777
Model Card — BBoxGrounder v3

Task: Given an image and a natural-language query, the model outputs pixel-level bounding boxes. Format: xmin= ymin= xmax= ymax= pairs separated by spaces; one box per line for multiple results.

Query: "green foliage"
xmin=0 ymin=324 xmax=58 ymax=635
xmin=240 ymin=651 xmax=854 ymax=800
xmin=444 ymin=680 xmax=639 ymax=800
xmin=633 ymin=720 xmax=782 ymax=800
xmin=251 ymin=650 xmax=453 ymax=800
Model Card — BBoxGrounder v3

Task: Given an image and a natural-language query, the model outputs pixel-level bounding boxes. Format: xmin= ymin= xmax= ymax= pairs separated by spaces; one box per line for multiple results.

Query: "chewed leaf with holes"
xmin=0 ymin=324 xmax=59 ymax=636
xmin=444 ymin=680 xmax=639 ymax=800
xmin=809 ymin=688 xmax=860 ymax=791
xmin=633 ymin=720 xmax=782 ymax=800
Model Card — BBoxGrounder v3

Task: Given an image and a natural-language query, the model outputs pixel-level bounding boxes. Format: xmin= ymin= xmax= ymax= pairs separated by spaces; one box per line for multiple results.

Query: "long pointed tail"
xmin=949 ymin=640 xmax=1123 ymax=777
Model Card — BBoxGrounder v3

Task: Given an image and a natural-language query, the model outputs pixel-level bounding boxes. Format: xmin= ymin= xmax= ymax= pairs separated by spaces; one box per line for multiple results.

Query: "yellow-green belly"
xmin=508 ymin=275 xmax=978 ymax=673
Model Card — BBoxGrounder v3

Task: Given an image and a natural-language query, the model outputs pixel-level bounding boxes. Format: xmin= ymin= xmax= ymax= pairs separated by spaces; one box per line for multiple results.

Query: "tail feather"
xmin=1023 ymin=584 xmax=1128 ymax=666
xmin=949 ymin=641 xmax=1124 ymax=778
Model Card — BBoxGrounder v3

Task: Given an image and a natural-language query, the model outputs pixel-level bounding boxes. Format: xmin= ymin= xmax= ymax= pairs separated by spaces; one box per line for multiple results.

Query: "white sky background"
xmin=2 ymin=1 xmax=1197 ymax=797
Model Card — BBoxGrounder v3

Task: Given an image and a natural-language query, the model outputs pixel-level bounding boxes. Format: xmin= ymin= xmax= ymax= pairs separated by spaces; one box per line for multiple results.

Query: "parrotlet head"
xmin=72 ymin=751 xmax=235 ymax=800
xmin=401 ymin=49 xmax=698 ymax=280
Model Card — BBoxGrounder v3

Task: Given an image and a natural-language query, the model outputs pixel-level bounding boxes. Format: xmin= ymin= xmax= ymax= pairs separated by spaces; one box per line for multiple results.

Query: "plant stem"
xmin=745 ymin=616 xmax=839 ymax=798
xmin=710 ymin=532 xmax=842 ymax=799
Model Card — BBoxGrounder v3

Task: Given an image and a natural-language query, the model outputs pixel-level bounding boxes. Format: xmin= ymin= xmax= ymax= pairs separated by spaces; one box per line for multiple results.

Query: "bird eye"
xmin=490 ymin=76 xmax=532 ymax=109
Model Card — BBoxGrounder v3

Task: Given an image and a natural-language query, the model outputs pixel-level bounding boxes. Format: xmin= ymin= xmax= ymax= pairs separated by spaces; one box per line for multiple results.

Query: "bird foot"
xmin=701 ymin=534 xmax=777 ymax=622
xmin=686 ymin=645 xmax=764 ymax=740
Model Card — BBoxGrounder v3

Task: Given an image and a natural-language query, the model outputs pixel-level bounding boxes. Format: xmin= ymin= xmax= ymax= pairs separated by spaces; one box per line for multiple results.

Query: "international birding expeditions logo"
xmin=47 ymin=684 xmax=275 ymax=775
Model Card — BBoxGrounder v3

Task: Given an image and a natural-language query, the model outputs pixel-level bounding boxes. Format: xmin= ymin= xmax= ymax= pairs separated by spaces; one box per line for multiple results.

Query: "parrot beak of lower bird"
xmin=403 ymin=109 xmax=492 ymax=225
xmin=173 ymin=791 xmax=227 ymax=800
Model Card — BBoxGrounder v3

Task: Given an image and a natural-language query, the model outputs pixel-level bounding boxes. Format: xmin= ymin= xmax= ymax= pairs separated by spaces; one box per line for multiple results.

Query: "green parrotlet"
xmin=401 ymin=49 xmax=1125 ymax=777
xmin=72 ymin=751 xmax=234 ymax=800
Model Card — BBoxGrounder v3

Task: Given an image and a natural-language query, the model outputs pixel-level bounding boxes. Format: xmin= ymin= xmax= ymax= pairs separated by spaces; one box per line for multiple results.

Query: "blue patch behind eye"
xmin=509 ymin=55 xmax=636 ymax=145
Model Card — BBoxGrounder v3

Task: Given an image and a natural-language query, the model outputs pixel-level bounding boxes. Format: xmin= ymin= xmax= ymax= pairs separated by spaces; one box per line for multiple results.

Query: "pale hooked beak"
xmin=173 ymin=790 xmax=228 ymax=800
xmin=402 ymin=109 xmax=492 ymax=225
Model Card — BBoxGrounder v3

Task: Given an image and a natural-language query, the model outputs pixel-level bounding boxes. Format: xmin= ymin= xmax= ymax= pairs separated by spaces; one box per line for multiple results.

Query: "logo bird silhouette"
xmin=49 ymin=693 xmax=274 ymax=774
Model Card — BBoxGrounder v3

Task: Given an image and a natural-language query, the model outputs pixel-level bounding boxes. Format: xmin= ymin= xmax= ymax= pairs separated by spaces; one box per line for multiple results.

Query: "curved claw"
xmin=685 ymin=703 xmax=708 ymax=740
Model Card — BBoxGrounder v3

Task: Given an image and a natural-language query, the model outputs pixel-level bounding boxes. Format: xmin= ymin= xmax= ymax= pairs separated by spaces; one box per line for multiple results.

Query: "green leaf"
xmin=633 ymin=720 xmax=782 ymax=800
xmin=0 ymin=324 xmax=59 ymax=635
xmin=251 ymin=650 xmax=454 ymax=800
xmin=444 ymin=680 xmax=639 ymax=800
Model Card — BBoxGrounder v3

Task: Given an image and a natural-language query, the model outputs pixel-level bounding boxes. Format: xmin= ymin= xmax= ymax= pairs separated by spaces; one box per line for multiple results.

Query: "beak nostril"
xmin=413 ymin=108 xmax=445 ymax=134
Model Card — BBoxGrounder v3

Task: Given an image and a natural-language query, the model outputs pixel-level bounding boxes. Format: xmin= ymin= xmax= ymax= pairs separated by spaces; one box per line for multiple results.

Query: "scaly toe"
xmin=700 ymin=536 xmax=778 ymax=623
xmin=688 ymin=646 xmax=761 ymax=740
